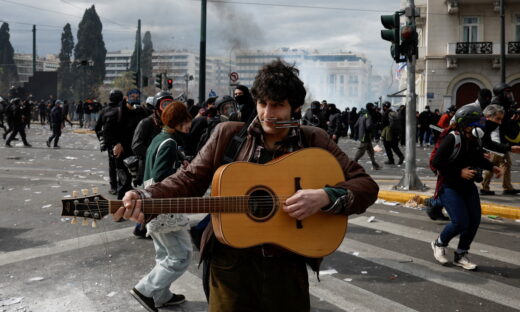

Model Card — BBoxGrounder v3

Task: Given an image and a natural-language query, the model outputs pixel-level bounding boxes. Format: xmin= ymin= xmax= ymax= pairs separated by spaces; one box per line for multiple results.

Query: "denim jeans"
xmin=438 ymin=184 xmax=481 ymax=251
xmin=135 ymin=229 xmax=193 ymax=306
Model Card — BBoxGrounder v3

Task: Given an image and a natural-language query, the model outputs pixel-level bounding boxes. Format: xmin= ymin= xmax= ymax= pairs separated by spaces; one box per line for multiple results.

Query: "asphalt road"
xmin=0 ymin=124 xmax=519 ymax=312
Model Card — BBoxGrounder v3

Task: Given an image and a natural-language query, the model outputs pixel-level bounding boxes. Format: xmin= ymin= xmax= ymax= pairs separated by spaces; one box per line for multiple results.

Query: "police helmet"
xmin=109 ymin=89 xmax=124 ymax=103
xmin=153 ymin=91 xmax=174 ymax=112
xmin=492 ymin=83 xmax=511 ymax=96
xmin=454 ymin=104 xmax=483 ymax=128
xmin=55 ymin=100 xmax=64 ymax=106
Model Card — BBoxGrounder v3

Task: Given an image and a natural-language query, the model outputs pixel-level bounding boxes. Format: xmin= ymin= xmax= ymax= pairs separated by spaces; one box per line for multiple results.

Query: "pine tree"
xmin=57 ymin=23 xmax=74 ymax=101
xmin=73 ymin=5 xmax=107 ymax=100
xmin=130 ymin=29 xmax=142 ymax=73
xmin=0 ymin=23 xmax=19 ymax=95
xmin=141 ymin=31 xmax=154 ymax=93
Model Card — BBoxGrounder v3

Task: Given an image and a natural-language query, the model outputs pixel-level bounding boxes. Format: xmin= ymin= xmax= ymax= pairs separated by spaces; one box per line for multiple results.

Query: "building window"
xmin=340 ymin=75 xmax=344 ymax=84
xmin=462 ymin=17 xmax=479 ymax=42
xmin=329 ymin=74 xmax=335 ymax=84
xmin=349 ymin=74 xmax=358 ymax=84
xmin=349 ymin=85 xmax=358 ymax=97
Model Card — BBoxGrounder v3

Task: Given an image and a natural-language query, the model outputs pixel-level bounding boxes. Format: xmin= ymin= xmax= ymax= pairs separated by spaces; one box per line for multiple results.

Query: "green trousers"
xmin=208 ymin=243 xmax=310 ymax=312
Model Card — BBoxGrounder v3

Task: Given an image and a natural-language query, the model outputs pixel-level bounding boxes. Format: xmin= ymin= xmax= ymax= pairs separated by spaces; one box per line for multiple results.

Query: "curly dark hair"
xmin=251 ymin=59 xmax=306 ymax=110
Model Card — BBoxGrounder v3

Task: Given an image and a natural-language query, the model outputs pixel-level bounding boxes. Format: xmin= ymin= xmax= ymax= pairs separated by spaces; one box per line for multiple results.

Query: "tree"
xmin=113 ymin=71 xmax=136 ymax=92
xmin=129 ymin=29 xmax=142 ymax=73
xmin=141 ymin=31 xmax=154 ymax=95
xmin=57 ymin=23 xmax=74 ymax=101
xmin=0 ymin=23 xmax=19 ymax=95
xmin=73 ymin=5 xmax=107 ymax=100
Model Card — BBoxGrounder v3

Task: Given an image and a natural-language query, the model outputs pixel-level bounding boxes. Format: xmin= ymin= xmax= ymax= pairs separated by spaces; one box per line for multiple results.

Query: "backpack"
xmin=196 ymin=116 xmax=221 ymax=153
xmin=388 ymin=111 xmax=400 ymax=133
xmin=429 ymin=129 xmax=461 ymax=175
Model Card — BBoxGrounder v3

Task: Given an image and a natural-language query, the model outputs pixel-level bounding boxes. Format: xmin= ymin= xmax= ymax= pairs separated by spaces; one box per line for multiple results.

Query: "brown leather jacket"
xmin=146 ymin=121 xmax=379 ymax=259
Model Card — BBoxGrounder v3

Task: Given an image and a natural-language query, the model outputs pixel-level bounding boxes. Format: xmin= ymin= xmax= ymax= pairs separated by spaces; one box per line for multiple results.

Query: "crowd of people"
xmin=2 ymin=62 xmax=519 ymax=311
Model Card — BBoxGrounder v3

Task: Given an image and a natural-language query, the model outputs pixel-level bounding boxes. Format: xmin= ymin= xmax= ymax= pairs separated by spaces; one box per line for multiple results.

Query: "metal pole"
xmin=199 ymin=0 xmax=207 ymax=104
xmin=32 ymin=25 xmax=36 ymax=76
xmin=137 ymin=19 xmax=142 ymax=91
xmin=500 ymin=0 xmax=506 ymax=84
xmin=395 ymin=0 xmax=425 ymax=191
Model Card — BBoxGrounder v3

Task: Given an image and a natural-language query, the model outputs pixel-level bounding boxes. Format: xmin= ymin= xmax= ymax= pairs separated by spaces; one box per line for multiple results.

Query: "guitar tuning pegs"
xmin=92 ymin=187 xmax=99 ymax=195
xmin=91 ymin=220 xmax=97 ymax=228
xmin=72 ymin=190 xmax=79 ymax=198
xmin=81 ymin=189 xmax=89 ymax=196
xmin=82 ymin=218 xmax=88 ymax=226
xmin=71 ymin=217 xmax=78 ymax=224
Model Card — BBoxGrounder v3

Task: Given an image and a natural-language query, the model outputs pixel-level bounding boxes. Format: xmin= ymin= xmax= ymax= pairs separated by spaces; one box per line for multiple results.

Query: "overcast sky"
xmin=2 ymin=0 xmax=401 ymax=75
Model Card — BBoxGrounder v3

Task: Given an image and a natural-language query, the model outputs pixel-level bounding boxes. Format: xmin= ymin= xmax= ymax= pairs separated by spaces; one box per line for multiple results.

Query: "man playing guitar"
xmin=115 ymin=59 xmax=379 ymax=312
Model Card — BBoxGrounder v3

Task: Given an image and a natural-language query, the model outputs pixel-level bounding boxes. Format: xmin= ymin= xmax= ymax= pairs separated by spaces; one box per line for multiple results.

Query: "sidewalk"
xmin=375 ymin=177 xmax=520 ymax=220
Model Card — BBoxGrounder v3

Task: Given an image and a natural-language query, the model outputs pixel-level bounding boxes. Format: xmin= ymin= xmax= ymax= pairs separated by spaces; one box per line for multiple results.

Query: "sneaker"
xmin=454 ymin=252 xmax=477 ymax=270
xmin=502 ymin=189 xmax=520 ymax=195
xmin=159 ymin=293 xmax=186 ymax=307
xmin=384 ymin=160 xmax=395 ymax=165
xmin=130 ymin=288 xmax=158 ymax=312
xmin=398 ymin=157 xmax=404 ymax=165
xmin=53 ymin=145 xmax=60 ymax=149
xmin=5 ymin=143 xmax=12 ymax=148
xmin=431 ymin=240 xmax=449 ymax=265
xmin=46 ymin=140 xmax=50 ymax=147
xmin=372 ymin=163 xmax=381 ymax=170
xmin=480 ymin=189 xmax=495 ymax=195
xmin=24 ymin=143 xmax=32 ymax=147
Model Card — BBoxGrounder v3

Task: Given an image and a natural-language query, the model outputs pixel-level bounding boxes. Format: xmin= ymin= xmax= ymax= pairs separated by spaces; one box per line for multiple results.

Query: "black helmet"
xmin=447 ymin=105 xmax=456 ymax=113
xmin=492 ymin=83 xmax=511 ymax=96
xmin=215 ymin=96 xmax=238 ymax=117
xmin=153 ymin=91 xmax=174 ymax=112
xmin=454 ymin=104 xmax=483 ymax=128
xmin=382 ymin=101 xmax=391 ymax=109
xmin=109 ymin=89 xmax=124 ymax=103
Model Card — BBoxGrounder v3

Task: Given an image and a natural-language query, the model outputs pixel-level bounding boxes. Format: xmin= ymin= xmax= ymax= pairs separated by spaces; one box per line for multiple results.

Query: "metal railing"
xmin=455 ymin=42 xmax=493 ymax=54
xmin=508 ymin=42 xmax=520 ymax=54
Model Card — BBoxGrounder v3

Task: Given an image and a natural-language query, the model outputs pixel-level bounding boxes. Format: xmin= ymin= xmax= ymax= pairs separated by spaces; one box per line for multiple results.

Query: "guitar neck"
xmin=108 ymin=196 xmax=250 ymax=215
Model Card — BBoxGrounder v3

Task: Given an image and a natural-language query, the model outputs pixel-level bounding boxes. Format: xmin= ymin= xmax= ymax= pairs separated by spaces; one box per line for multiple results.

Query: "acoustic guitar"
xmin=61 ymin=147 xmax=348 ymax=258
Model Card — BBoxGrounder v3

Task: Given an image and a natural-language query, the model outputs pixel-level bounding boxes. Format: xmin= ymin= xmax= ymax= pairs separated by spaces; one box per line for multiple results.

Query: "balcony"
xmin=508 ymin=42 xmax=520 ymax=54
xmin=455 ymin=42 xmax=493 ymax=55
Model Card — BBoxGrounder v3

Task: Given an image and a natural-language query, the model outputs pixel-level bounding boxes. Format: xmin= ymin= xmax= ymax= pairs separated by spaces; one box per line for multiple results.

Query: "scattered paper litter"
xmin=352 ymin=252 xmax=360 ymax=256
xmin=516 ymin=220 xmax=520 ymax=223
xmin=319 ymin=269 xmax=338 ymax=275
xmin=41 ymin=204 xmax=52 ymax=209
xmin=343 ymin=278 xmax=353 ymax=282
xmin=28 ymin=277 xmax=44 ymax=282
xmin=367 ymin=216 xmax=375 ymax=223
xmin=361 ymin=271 xmax=368 ymax=275
xmin=24 ymin=199 xmax=31 ymax=202
xmin=390 ymin=210 xmax=400 ymax=214
xmin=61 ymin=217 xmax=71 ymax=222
xmin=63 ymin=195 xmax=71 ymax=198
xmin=30 ymin=178 xmax=40 ymax=181
xmin=51 ymin=185 xmax=61 ymax=188
xmin=480 ymin=250 xmax=489 ymax=253
xmin=373 ymin=144 xmax=383 ymax=153
xmin=381 ymin=201 xmax=399 ymax=206
xmin=34 ymin=191 xmax=42 ymax=194
xmin=65 ymin=156 xmax=78 ymax=160
xmin=0 ymin=297 xmax=23 ymax=306
xmin=106 ymin=291 xmax=117 ymax=297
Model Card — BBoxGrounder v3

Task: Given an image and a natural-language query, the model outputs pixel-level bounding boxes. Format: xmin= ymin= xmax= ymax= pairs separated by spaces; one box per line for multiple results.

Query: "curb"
xmin=378 ymin=190 xmax=520 ymax=220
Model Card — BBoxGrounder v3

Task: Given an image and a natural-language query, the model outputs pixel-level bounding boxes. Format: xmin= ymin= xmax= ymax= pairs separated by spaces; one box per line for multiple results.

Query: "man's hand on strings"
xmin=283 ymin=189 xmax=330 ymax=220
xmin=113 ymin=191 xmax=145 ymax=224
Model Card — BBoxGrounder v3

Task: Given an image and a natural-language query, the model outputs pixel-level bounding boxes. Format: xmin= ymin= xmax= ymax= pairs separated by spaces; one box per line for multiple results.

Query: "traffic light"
xmin=155 ymin=74 xmax=162 ymax=89
xmin=381 ymin=11 xmax=402 ymax=63
xmin=400 ymin=24 xmax=418 ymax=60
xmin=132 ymin=71 xmax=139 ymax=86
xmin=167 ymin=78 xmax=173 ymax=90
xmin=142 ymin=76 xmax=148 ymax=87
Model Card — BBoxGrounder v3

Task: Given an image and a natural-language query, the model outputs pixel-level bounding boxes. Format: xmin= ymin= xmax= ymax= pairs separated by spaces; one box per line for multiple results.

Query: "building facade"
xmin=412 ymin=0 xmax=520 ymax=111
xmin=234 ymin=48 xmax=373 ymax=109
xmin=14 ymin=54 xmax=59 ymax=84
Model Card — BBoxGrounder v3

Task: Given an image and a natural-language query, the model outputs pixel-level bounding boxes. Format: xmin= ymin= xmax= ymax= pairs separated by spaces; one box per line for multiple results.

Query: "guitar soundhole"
xmin=247 ymin=188 xmax=276 ymax=222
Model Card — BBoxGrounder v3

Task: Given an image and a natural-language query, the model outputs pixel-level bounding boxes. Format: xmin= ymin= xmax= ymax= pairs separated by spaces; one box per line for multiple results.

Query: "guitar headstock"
xmin=61 ymin=188 xmax=108 ymax=227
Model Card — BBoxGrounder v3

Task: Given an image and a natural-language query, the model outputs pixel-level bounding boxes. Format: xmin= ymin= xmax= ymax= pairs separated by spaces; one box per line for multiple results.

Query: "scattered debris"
xmin=65 ymin=156 xmax=78 ymax=160
xmin=389 ymin=210 xmax=400 ymax=214
xmin=106 ymin=291 xmax=117 ymax=297
xmin=0 ymin=297 xmax=23 ymax=306
xmin=367 ymin=216 xmax=375 ymax=223
xmin=28 ymin=277 xmax=44 ymax=282
xmin=360 ymin=271 xmax=368 ymax=275
xmin=41 ymin=204 xmax=52 ymax=209
xmin=389 ymin=274 xmax=399 ymax=280
xmin=319 ymin=269 xmax=338 ymax=275
xmin=343 ymin=278 xmax=353 ymax=282
xmin=480 ymin=250 xmax=489 ymax=253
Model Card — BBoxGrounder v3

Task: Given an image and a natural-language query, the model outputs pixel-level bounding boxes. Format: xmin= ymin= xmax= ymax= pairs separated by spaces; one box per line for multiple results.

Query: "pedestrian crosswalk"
xmin=1 ymin=203 xmax=519 ymax=312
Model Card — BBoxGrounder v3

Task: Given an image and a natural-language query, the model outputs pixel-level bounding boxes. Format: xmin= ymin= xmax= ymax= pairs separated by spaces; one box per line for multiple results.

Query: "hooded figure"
xmin=234 ymin=85 xmax=256 ymax=123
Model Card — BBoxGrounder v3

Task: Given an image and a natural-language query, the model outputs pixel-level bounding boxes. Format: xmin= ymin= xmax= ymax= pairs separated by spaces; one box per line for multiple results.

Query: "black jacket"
xmin=432 ymin=132 xmax=493 ymax=189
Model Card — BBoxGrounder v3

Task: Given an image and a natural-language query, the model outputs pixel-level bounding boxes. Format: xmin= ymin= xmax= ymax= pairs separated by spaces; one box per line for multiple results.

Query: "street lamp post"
xmin=184 ymin=73 xmax=193 ymax=98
